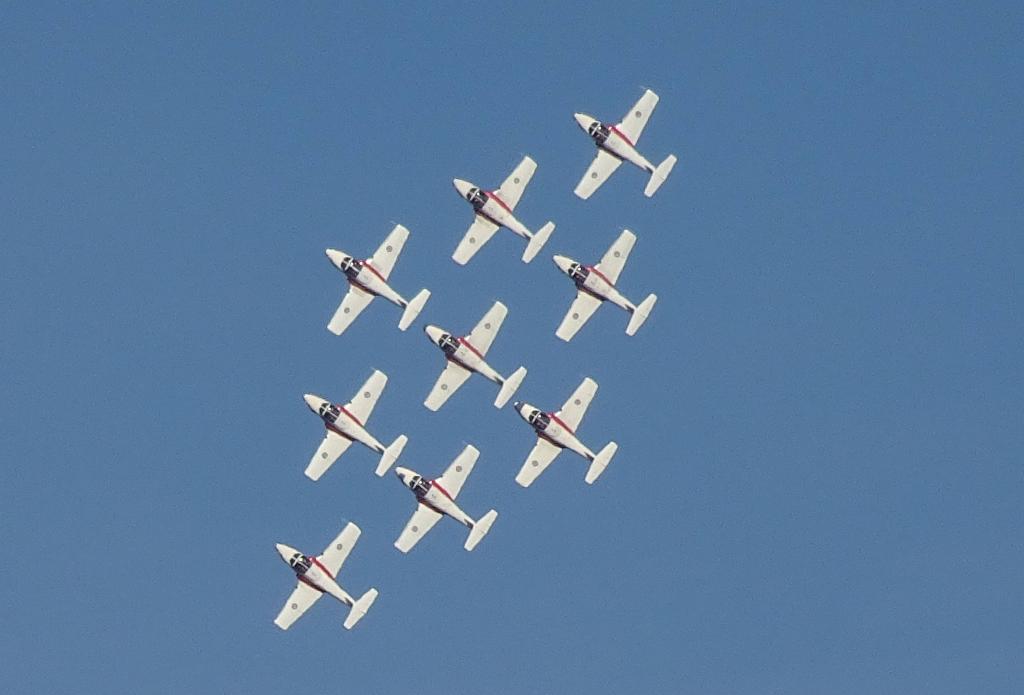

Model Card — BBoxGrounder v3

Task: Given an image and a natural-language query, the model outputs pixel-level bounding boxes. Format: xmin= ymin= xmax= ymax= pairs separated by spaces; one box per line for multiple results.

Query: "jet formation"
xmin=274 ymin=88 xmax=674 ymax=631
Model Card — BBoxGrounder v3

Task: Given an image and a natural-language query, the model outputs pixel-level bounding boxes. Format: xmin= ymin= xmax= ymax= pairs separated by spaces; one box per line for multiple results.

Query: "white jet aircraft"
xmin=552 ymin=229 xmax=658 ymax=341
xmin=422 ymin=300 xmax=527 ymax=411
xmin=452 ymin=156 xmax=555 ymax=265
xmin=573 ymin=89 xmax=677 ymax=199
xmin=512 ymin=377 xmax=618 ymax=487
xmin=303 ymin=370 xmax=407 ymax=481
xmin=393 ymin=445 xmax=498 ymax=553
xmin=274 ymin=522 xmax=379 ymax=631
xmin=324 ymin=223 xmax=430 ymax=335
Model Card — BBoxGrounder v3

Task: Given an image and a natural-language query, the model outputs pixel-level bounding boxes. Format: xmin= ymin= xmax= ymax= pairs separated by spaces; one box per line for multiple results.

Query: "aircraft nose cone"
xmin=394 ymin=466 xmax=411 ymax=483
xmin=303 ymin=394 xmax=320 ymax=411
xmin=574 ymin=113 xmax=591 ymax=130
xmin=452 ymin=178 xmax=472 ymax=199
xmin=275 ymin=543 xmax=292 ymax=562
xmin=553 ymin=255 xmax=573 ymax=274
xmin=325 ymin=248 xmax=346 ymax=268
xmin=424 ymin=324 xmax=445 ymax=344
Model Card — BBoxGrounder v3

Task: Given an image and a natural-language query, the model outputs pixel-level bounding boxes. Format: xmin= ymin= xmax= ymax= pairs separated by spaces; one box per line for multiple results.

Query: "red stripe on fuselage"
xmin=585 ymin=265 xmax=614 ymax=286
xmin=361 ymin=260 xmax=387 ymax=283
xmin=338 ymin=406 xmax=363 ymax=426
xmin=418 ymin=499 xmax=446 ymax=515
xmin=485 ymin=191 xmax=512 ymax=214
xmin=326 ymin=423 xmax=355 ymax=440
xmin=609 ymin=125 xmax=634 ymax=147
xmin=348 ymin=278 xmax=379 ymax=297
xmin=458 ymin=337 xmax=485 ymax=360
xmin=311 ymin=556 xmax=335 ymax=579
xmin=430 ymin=479 xmax=454 ymax=501
xmin=548 ymin=412 xmax=576 ymax=434
xmin=298 ymin=575 xmax=326 ymax=593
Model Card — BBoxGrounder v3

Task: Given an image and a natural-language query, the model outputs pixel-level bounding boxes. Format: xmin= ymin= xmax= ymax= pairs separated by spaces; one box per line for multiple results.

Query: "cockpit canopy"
xmin=467 ymin=187 xmax=488 ymax=209
xmin=408 ymin=474 xmax=431 ymax=496
xmin=438 ymin=333 xmax=460 ymax=355
xmin=289 ymin=553 xmax=312 ymax=575
xmin=318 ymin=402 xmax=340 ymax=424
xmin=569 ymin=262 xmax=590 ymax=284
xmin=339 ymin=256 xmax=362 ymax=278
xmin=587 ymin=121 xmax=609 ymax=144
xmin=527 ymin=409 xmax=551 ymax=430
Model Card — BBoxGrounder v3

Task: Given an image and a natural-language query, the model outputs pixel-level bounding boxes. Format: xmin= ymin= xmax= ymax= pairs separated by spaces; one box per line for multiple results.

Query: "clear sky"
xmin=2 ymin=3 xmax=1022 ymax=693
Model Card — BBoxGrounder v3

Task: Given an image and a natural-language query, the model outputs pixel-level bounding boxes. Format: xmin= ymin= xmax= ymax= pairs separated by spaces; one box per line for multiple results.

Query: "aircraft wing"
xmin=424 ymin=360 xmax=473 ymax=411
xmin=616 ymin=89 xmax=659 ymax=145
xmin=573 ymin=149 xmax=623 ymax=200
xmin=465 ymin=301 xmax=508 ymax=357
xmin=514 ymin=438 xmax=562 ymax=487
xmin=434 ymin=445 xmax=479 ymax=500
xmin=274 ymin=581 xmax=323 ymax=630
xmin=305 ymin=430 xmax=354 ymax=481
xmin=394 ymin=504 xmax=444 ymax=553
xmin=595 ymin=229 xmax=636 ymax=285
xmin=556 ymin=377 xmax=598 ymax=432
xmin=327 ymin=285 xmax=374 ymax=336
xmin=344 ymin=369 xmax=388 ymax=425
xmin=496 ymin=156 xmax=537 ymax=211
xmin=555 ymin=291 xmax=603 ymax=342
xmin=452 ymin=216 xmax=500 ymax=265
xmin=318 ymin=522 xmax=361 ymax=577
xmin=368 ymin=224 xmax=409 ymax=281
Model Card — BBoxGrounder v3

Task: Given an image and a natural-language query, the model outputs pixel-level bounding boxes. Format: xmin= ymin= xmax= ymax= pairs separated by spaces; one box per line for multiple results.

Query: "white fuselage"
xmin=304 ymin=393 xmax=385 ymax=454
xmin=424 ymin=325 xmax=504 ymax=383
xmin=513 ymin=401 xmax=596 ymax=461
xmin=326 ymin=249 xmax=407 ymax=308
xmin=575 ymin=114 xmax=654 ymax=173
xmin=553 ymin=255 xmax=636 ymax=312
xmin=275 ymin=543 xmax=353 ymax=605
xmin=395 ymin=467 xmax=474 ymax=527
xmin=453 ymin=179 xmax=533 ymax=239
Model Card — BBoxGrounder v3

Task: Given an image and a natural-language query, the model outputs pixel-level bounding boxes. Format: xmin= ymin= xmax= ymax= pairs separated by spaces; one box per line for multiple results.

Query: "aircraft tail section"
xmin=522 ymin=222 xmax=555 ymax=263
xmin=376 ymin=435 xmax=408 ymax=476
xmin=399 ymin=289 xmax=431 ymax=331
xmin=494 ymin=367 xmax=527 ymax=408
xmin=585 ymin=442 xmax=618 ymax=484
xmin=343 ymin=588 xmax=379 ymax=630
xmin=464 ymin=509 xmax=498 ymax=551
xmin=643 ymin=155 xmax=677 ymax=197
xmin=626 ymin=294 xmax=658 ymax=336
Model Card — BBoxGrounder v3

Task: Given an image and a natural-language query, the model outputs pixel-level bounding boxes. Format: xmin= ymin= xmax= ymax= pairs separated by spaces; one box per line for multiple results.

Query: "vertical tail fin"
xmin=494 ymin=367 xmax=527 ymax=408
xmin=376 ymin=435 xmax=407 ymax=476
xmin=626 ymin=294 xmax=658 ymax=336
xmin=343 ymin=588 xmax=379 ymax=630
xmin=585 ymin=442 xmax=618 ymax=484
xmin=522 ymin=222 xmax=555 ymax=263
xmin=643 ymin=155 xmax=677 ymax=197
xmin=465 ymin=510 xmax=498 ymax=551
xmin=399 ymin=289 xmax=430 ymax=331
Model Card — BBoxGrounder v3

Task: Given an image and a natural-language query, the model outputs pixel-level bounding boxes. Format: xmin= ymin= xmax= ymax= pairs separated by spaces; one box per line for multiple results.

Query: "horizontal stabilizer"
xmin=522 ymin=222 xmax=555 ymax=263
xmin=465 ymin=510 xmax=498 ymax=551
xmin=585 ymin=442 xmax=618 ymax=484
xmin=376 ymin=435 xmax=407 ymax=476
xmin=643 ymin=155 xmax=677 ymax=197
xmin=343 ymin=588 xmax=378 ymax=630
xmin=494 ymin=367 xmax=527 ymax=408
xmin=626 ymin=294 xmax=658 ymax=336
xmin=399 ymin=289 xmax=430 ymax=331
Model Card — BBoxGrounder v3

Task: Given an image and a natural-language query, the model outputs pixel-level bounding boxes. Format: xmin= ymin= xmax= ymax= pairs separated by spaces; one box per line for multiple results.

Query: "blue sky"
xmin=1 ymin=3 xmax=1022 ymax=693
